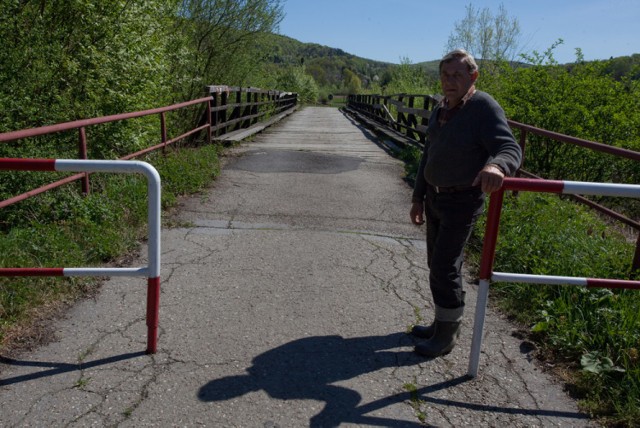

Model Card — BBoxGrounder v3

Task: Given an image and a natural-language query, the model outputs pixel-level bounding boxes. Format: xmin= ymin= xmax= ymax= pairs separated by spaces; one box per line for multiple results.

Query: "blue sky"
xmin=278 ymin=0 xmax=639 ymax=64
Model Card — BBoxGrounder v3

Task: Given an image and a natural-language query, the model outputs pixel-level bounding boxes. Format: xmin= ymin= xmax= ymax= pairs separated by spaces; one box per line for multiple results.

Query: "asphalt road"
xmin=0 ymin=106 xmax=597 ymax=427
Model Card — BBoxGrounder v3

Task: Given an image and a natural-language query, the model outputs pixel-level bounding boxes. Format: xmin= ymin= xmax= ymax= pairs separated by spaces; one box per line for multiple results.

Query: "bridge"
xmin=0 ymin=100 xmax=598 ymax=425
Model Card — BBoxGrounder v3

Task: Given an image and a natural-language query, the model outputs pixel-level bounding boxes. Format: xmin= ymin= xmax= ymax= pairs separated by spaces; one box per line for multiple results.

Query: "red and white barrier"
xmin=468 ymin=177 xmax=640 ymax=378
xmin=0 ymin=158 xmax=162 ymax=353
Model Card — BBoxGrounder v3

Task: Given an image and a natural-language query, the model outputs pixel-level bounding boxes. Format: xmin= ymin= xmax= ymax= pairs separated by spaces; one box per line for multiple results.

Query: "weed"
xmin=403 ymin=381 xmax=426 ymax=423
xmin=74 ymin=376 xmax=91 ymax=389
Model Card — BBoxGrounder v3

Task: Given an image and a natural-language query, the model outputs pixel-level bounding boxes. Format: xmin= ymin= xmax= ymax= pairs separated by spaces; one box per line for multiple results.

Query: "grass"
xmin=0 ymin=143 xmax=221 ymax=353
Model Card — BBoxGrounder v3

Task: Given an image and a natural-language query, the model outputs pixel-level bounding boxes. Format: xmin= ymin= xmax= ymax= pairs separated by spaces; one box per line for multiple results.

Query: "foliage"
xmin=381 ymin=58 xmax=438 ymax=95
xmin=445 ymin=2 xmax=521 ymax=62
xmin=601 ymin=53 xmax=640 ymax=81
xmin=480 ymin=41 xmax=640 ymax=220
xmin=169 ymin=0 xmax=284 ymax=101
xmin=398 ymin=146 xmax=422 ymax=184
xmin=274 ymin=65 xmax=319 ymax=104
xmin=0 ymin=0 xmax=175 ymax=139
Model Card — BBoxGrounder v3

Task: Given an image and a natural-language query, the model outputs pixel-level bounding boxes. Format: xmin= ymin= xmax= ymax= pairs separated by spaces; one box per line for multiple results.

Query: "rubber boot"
xmin=410 ymin=323 xmax=435 ymax=339
xmin=412 ymin=292 xmax=465 ymax=340
xmin=414 ymin=305 xmax=463 ymax=357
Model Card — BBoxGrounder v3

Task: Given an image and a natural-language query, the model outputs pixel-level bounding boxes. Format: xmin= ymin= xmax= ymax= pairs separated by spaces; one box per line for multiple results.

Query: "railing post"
xmin=211 ymin=91 xmax=219 ymax=137
xmin=420 ymin=96 xmax=430 ymax=145
xmin=160 ymin=112 xmax=167 ymax=153
xmin=633 ymin=234 xmax=640 ymax=276
xmin=243 ymin=89 xmax=253 ymax=128
xmin=384 ymin=96 xmax=390 ymax=126
xmin=78 ymin=127 xmax=90 ymax=195
xmin=397 ymin=94 xmax=406 ymax=132
xmin=251 ymin=91 xmax=258 ymax=126
xmin=407 ymin=95 xmax=417 ymax=140
xmin=220 ymin=90 xmax=228 ymax=135
xmin=518 ymin=128 xmax=527 ymax=170
xmin=469 ymin=188 xmax=506 ymax=377
xmin=206 ymin=97 xmax=212 ymax=145
xmin=232 ymin=88 xmax=242 ymax=131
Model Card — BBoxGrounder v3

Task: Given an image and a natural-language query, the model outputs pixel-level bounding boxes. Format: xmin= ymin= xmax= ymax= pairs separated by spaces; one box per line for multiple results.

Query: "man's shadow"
xmin=198 ymin=332 xmax=431 ymax=427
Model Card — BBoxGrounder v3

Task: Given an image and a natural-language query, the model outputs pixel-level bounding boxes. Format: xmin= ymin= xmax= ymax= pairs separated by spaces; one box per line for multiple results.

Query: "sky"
xmin=277 ymin=0 xmax=640 ymax=64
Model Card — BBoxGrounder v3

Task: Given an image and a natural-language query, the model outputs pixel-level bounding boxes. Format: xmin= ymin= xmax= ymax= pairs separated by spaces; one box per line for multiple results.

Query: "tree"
xmin=0 ymin=0 xmax=175 ymax=156
xmin=382 ymin=57 xmax=435 ymax=95
xmin=275 ymin=65 xmax=319 ymax=104
xmin=445 ymin=3 xmax=520 ymax=63
xmin=342 ymin=69 xmax=361 ymax=94
xmin=170 ymin=0 xmax=284 ymax=103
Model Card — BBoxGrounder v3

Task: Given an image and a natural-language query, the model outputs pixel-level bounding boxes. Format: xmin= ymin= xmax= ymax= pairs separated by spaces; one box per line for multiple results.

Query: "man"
xmin=409 ymin=49 xmax=522 ymax=357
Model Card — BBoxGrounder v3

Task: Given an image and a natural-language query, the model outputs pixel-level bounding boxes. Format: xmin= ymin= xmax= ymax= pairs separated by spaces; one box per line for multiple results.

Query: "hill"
xmin=262 ymin=34 xmax=640 ymax=93
xmin=261 ymin=33 xmax=398 ymax=89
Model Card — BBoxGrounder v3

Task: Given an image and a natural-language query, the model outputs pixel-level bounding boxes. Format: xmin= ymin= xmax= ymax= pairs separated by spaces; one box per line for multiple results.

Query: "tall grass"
xmin=0 ymin=144 xmax=220 ymax=349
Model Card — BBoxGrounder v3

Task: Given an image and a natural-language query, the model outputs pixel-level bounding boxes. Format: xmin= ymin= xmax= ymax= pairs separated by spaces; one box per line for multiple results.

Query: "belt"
xmin=430 ymin=184 xmax=478 ymax=193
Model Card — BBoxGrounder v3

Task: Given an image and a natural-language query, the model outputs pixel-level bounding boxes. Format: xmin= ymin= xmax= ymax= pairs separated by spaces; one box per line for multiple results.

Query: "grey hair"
xmin=439 ymin=49 xmax=479 ymax=74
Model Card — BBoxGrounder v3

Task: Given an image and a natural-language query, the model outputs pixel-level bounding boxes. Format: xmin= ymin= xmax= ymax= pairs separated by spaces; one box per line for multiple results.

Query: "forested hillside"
xmin=259 ymin=33 xmax=397 ymax=92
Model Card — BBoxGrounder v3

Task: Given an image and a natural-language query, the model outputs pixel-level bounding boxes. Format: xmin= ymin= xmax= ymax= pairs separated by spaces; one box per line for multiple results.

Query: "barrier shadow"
xmin=0 ymin=351 xmax=147 ymax=386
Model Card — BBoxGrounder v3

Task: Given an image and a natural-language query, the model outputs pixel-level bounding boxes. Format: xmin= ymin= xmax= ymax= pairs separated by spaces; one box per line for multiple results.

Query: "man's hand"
xmin=472 ymin=164 xmax=505 ymax=193
xmin=410 ymin=202 xmax=425 ymax=225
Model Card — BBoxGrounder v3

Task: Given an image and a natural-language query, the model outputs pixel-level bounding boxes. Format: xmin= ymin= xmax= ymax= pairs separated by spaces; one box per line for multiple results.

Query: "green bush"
xmin=275 ymin=65 xmax=319 ymax=104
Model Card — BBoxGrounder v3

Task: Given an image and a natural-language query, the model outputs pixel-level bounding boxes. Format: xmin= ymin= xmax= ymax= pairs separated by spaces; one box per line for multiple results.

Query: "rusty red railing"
xmin=346 ymin=93 xmax=640 ymax=273
xmin=0 ymin=86 xmax=297 ymax=209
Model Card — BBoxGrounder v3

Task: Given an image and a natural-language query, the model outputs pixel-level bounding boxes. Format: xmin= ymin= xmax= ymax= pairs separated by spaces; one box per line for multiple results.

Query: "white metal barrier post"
xmin=0 ymin=158 xmax=162 ymax=353
xmin=468 ymin=178 xmax=640 ymax=378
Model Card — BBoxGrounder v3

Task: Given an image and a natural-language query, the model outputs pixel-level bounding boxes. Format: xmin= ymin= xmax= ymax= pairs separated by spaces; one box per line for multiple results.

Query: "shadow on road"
xmin=197 ymin=332 xmax=590 ymax=426
xmin=198 ymin=332 xmax=424 ymax=427
xmin=0 ymin=351 xmax=147 ymax=386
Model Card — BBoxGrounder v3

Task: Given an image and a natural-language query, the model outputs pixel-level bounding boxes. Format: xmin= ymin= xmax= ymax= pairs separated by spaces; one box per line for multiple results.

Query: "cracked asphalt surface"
xmin=0 ymin=106 xmax=597 ymax=426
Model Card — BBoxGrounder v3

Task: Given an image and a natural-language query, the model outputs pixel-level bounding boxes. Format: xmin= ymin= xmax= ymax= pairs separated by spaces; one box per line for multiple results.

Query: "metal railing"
xmin=345 ymin=93 xmax=640 ymax=272
xmin=0 ymin=159 xmax=162 ymax=354
xmin=468 ymin=177 xmax=640 ymax=377
xmin=0 ymin=87 xmax=297 ymax=209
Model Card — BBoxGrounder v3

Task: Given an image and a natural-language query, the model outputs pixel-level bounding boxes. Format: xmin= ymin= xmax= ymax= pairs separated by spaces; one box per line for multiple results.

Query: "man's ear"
xmin=471 ymin=70 xmax=479 ymax=82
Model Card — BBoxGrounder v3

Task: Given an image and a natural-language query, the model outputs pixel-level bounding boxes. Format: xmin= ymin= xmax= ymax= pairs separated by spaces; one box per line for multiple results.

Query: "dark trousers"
xmin=425 ymin=186 xmax=485 ymax=309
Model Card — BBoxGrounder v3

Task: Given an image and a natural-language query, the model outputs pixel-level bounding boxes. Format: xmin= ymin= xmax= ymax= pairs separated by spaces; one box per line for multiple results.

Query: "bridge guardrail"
xmin=0 ymin=87 xmax=297 ymax=209
xmin=0 ymin=158 xmax=162 ymax=354
xmin=345 ymin=93 xmax=640 ymax=273
xmin=468 ymin=177 xmax=640 ymax=378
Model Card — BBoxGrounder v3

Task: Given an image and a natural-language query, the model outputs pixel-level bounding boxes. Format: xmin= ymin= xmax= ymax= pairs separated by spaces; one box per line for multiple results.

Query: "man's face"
xmin=439 ymin=58 xmax=478 ymax=105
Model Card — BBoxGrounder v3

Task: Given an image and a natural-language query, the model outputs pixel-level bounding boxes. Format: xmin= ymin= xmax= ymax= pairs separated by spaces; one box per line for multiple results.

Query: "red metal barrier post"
xmin=468 ymin=178 xmax=640 ymax=378
xmin=0 ymin=158 xmax=162 ymax=354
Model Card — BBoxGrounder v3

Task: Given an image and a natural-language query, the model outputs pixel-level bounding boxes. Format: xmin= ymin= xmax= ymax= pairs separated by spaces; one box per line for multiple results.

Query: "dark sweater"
xmin=412 ymin=90 xmax=522 ymax=203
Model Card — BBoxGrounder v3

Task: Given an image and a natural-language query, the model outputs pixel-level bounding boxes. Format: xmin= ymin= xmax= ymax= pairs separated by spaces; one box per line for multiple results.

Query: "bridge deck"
xmin=0 ymin=107 xmax=591 ymax=427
